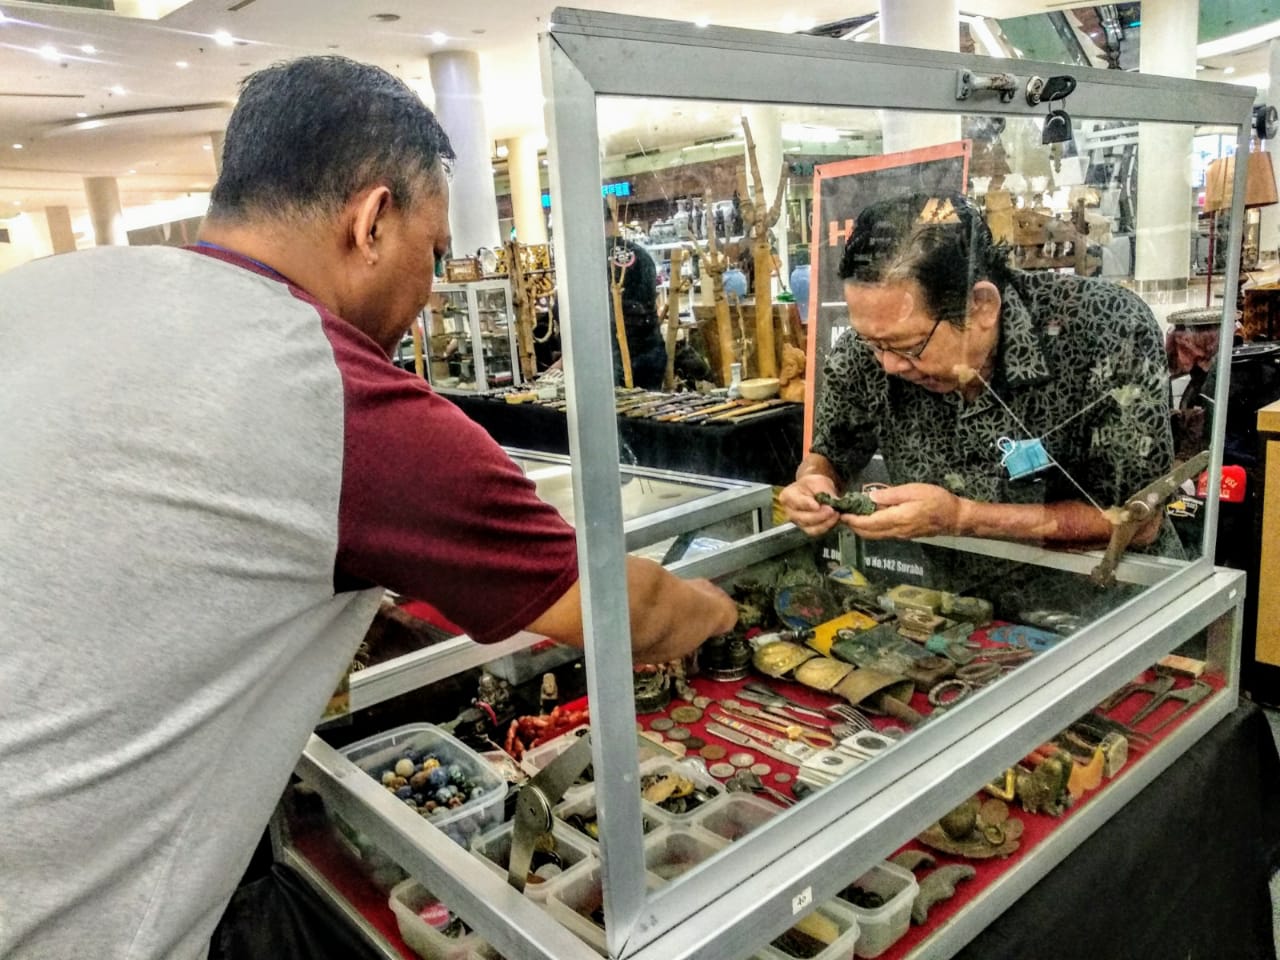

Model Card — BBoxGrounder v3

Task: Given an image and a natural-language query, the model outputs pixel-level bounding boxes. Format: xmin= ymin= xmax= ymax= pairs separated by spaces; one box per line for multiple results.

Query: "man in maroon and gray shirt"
xmin=0 ymin=56 xmax=735 ymax=960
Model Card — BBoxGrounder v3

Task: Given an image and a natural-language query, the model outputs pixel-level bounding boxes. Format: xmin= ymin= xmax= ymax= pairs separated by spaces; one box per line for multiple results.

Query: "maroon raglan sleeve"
xmin=319 ymin=309 xmax=580 ymax=644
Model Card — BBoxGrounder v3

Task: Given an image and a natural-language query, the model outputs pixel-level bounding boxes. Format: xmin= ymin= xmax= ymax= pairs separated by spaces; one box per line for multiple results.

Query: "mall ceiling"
xmin=0 ymin=0 xmax=1273 ymax=219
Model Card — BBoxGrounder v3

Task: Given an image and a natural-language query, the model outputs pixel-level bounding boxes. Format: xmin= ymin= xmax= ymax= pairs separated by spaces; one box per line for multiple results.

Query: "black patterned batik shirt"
xmin=812 ymin=269 xmax=1182 ymax=555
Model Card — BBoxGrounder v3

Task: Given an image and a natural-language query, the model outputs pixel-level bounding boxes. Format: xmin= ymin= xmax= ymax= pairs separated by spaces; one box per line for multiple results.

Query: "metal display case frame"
xmin=285 ymin=11 xmax=1254 ymax=960
xmin=424 ymin=278 xmax=522 ymax=395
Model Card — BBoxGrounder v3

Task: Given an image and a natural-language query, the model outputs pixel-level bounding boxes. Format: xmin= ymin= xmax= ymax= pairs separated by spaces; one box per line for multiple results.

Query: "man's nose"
xmin=879 ymin=351 xmax=913 ymax=375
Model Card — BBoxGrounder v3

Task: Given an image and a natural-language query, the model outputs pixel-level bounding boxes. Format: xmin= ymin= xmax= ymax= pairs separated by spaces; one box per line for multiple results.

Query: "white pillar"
xmin=209 ymin=130 xmax=225 ymax=176
xmin=742 ymin=104 xmax=790 ymax=282
xmin=44 ymin=205 xmax=76 ymax=254
xmin=505 ymin=134 xmax=547 ymax=244
xmin=84 ymin=176 xmax=127 ymax=247
xmin=1260 ymin=40 xmax=1280 ymax=258
xmin=429 ymin=50 xmax=500 ymax=255
xmin=879 ymin=0 xmax=961 ymax=153
xmin=1134 ymin=0 xmax=1197 ymax=295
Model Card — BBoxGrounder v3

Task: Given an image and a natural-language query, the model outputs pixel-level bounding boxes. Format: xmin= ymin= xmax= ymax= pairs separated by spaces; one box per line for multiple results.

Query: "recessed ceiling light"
xmin=110 ymin=84 xmax=126 ymax=95
xmin=430 ymin=31 xmax=447 ymax=45
xmin=495 ymin=144 xmax=509 ymax=158
xmin=694 ymin=16 xmax=710 ymax=27
xmin=213 ymin=29 xmax=233 ymax=47
xmin=14 ymin=200 xmax=21 ymax=206
xmin=79 ymin=44 xmax=96 ymax=55
xmin=203 ymin=143 xmax=212 ymax=150
xmin=12 ymin=143 xmax=23 ymax=149
xmin=39 ymin=44 xmax=59 ymax=61
xmin=176 ymin=60 xmax=189 ymax=68
xmin=75 ymin=111 xmax=87 ymax=118
xmin=1196 ymin=63 xmax=1207 ymax=71
xmin=1225 ymin=66 xmax=1236 ymax=75
xmin=128 ymin=169 xmax=137 ymax=174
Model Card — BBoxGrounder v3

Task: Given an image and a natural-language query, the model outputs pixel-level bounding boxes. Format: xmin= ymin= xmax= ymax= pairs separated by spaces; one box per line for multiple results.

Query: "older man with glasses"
xmin=781 ymin=192 xmax=1181 ymax=557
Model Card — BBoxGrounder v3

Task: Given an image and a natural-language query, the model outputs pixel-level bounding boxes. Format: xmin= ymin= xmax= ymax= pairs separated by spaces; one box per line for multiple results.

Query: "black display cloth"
xmin=448 ymin=393 xmax=804 ymax=486
xmin=212 ymin=702 xmax=1280 ymax=960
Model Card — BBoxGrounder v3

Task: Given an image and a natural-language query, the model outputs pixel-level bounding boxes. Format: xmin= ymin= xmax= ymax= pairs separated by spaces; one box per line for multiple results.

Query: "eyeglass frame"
xmin=854 ymin=315 xmax=944 ymax=362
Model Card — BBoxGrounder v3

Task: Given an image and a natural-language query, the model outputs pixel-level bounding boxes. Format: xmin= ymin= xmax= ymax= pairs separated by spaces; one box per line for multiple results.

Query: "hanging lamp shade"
xmin=1204 ymin=149 xmax=1279 ymax=213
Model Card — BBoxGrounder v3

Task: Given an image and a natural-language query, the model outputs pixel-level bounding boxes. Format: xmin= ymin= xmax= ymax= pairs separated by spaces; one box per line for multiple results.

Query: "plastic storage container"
xmin=636 ymin=756 xmax=721 ymax=820
xmin=692 ymin=793 xmax=779 ymax=842
xmin=329 ymin=723 xmax=506 ymax=890
xmin=544 ymin=859 xmax=662 ymax=955
xmin=553 ymin=790 xmax=669 ymax=848
xmin=757 ymin=899 xmax=860 ymax=960
xmin=388 ymin=878 xmax=500 ymax=960
xmin=643 ymin=824 xmax=727 ymax=881
xmin=469 ymin=819 xmax=595 ymax=901
xmin=834 ymin=861 xmax=917 ymax=959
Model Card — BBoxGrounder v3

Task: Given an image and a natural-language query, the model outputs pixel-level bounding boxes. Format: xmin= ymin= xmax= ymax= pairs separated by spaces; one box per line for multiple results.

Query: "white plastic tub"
xmin=757 ymin=899 xmax=860 ymax=960
xmin=835 ymin=861 xmax=917 ymax=958
xmin=544 ymin=859 xmax=662 ymax=955
xmin=691 ymin=793 xmax=779 ymax=842
xmin=643 ymin=823 xmax=727 ymax=881
xmin=553 ymin=790 xmax=669 ymax=849
xmin=388 ymin=878 xmax=499 ymax=960
xmin=469 ymin=819 xmax=595 ymax=901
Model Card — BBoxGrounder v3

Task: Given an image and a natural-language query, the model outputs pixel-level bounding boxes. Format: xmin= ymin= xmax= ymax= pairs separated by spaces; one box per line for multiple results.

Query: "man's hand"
xmin=780 ymin=474 xmax=841 ymax=537
xmin=843 ymin=483 xmax=967 ymax=540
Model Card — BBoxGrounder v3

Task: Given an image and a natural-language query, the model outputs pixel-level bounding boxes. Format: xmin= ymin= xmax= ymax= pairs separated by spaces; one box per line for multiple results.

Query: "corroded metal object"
xmin=793 ymin=656 xmax=854 ymax=691
xmin=890 ymin=850 xmax=937 ymax=874
xmin=918 ymin=798 xmax=1023 ymax=859
xmin=815 ymin=490 xmax=877 ymax=516
xmin=633 ymin=669 xmax=672 ymax=714
xmin=1015 ymin=750 xmax=1073 ymax=816
xmin=911 ymin=865 xmax=977 ymax=924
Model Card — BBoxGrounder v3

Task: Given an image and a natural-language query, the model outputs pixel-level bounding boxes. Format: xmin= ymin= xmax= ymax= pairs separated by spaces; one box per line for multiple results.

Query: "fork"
xmin=828 ymin=704 xmax=873 ymax=731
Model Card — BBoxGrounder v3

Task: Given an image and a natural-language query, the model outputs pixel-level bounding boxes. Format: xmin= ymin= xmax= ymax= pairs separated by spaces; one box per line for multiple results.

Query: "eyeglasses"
xmin=855 ymin=317 xmax=943 ymax=362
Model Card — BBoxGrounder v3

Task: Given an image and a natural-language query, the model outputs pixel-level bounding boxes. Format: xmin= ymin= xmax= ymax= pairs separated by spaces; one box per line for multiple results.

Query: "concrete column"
xmin=879 ymin=0 xmax=961 ymax=153
xmin=44 ymin=205 xmax=76 ymax=254
xmin=505 ymin=134 xmax=547 ymax=244
xmin=429 ymin=50 xmax=500 ymax=255
xmin=742 ymin=104 xmax=790 ymax=282
xmin=1134 ymin=0 xmax=1197 ymax=295
xmin=209 ymin=130 xmax=225 ymax=176
xmin=1259 ymin=39 xmax=1280 ymax=257
xmin=83 ymin=176 xmax=127 ymax=247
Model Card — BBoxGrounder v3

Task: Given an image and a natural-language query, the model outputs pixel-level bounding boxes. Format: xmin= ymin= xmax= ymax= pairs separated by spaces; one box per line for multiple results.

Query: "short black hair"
xmin=208 ymin=56 xmax=455 ymax=221
xmin=837 ymin=192 xmax=1012 ymax=327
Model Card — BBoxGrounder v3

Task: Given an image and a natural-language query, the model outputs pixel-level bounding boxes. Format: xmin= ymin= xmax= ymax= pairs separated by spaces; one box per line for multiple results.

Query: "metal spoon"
xmin=726 ymin=769 xmax=795 ymax=806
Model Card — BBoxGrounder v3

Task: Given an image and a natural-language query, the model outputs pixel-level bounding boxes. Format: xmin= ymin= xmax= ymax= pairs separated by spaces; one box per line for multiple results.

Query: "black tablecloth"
xmin=447 ymin=394 xmax=804 ymax=486
xmin=213 ymin=702 xmax=1280 ymax=960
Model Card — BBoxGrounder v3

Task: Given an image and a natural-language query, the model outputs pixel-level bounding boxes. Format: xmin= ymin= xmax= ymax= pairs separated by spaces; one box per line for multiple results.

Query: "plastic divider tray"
xmin=468 ymin=819 xmax=596 ymax=902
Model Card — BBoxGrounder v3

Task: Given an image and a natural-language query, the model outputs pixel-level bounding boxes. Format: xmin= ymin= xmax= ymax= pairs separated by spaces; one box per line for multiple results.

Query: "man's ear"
xmin=970 ymin=280 xmax=1002 ymax=331
xmin=350 ymin=186 xmax=394 ymax=266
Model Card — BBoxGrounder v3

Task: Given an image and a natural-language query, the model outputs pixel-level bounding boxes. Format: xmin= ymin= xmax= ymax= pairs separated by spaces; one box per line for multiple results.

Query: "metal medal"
xmin=749 ymin=763 xmax=771 ymax=776
xmin=667 ymin=726 xmax=691 ymax=741
xmin=683 ymin=736 xmax=706 ymax=751
xmin=692 ymin=696 xmax=713 ymax=710
xmin=700 ymin=744 xmax=727 ymax=761
xmin=650 ymin=717 xmax=675 ymax=732
xmin=774 ymin=772 xmax=792 ymax=784
xmin=709 ymin=762 xmax=737 ymax=779
xmin=671 ymin=705 xmax=704 ymax=724
xmin=729 ymin=752 xmax=756 ymax=768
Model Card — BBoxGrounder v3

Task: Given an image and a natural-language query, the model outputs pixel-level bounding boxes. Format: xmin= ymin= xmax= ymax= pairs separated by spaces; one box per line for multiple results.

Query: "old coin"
xmin=683 ymin=736 xmax=706 ymax=751
xmin=729 ymin=752 xmax=756 ymax=768
xmin=749 ymin=763 xmax=771 ymax=777
xmin=774 ymin=772 xmax=792 ymax=784
xmin=700 ymin=744 xmax=727 ymax=761
xmin=670 ymin=705 xmax=704 ymax=724
xmin=708 ymin=762 xmax=737 ymax=779
xmin=666 ymin=726 xmax=691 ymax=741
xmin=692 ymin=696 xmax=713 ymax=710
xmin=649 ymin=717 xmax=675 ymax=732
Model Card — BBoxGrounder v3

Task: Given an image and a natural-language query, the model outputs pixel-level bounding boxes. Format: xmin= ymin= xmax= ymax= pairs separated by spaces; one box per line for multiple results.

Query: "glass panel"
xmin=579 ymin=91 xmax=1240 ymax=851
xmin=475 ymin=284 xmax=517 ymax=390
xmin=425 ymin=285 xmax=477 ymax=393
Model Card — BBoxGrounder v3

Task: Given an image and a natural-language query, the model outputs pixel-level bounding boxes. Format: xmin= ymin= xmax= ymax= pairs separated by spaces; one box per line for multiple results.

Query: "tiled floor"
xmin=1267 ymin=706 xmax=1280 ymax=956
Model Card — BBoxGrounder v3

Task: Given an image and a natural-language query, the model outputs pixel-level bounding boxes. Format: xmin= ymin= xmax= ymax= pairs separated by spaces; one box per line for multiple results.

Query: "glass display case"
xmin=423 ymin=280 xmax=521 ymax=394
xmin=282 ymin=10 xmax=1255 ymax=960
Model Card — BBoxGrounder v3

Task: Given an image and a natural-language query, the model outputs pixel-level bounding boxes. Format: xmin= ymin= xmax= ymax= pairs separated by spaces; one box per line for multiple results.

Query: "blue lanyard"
xmin=193 ymin=241 xmax=291 ymax=285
